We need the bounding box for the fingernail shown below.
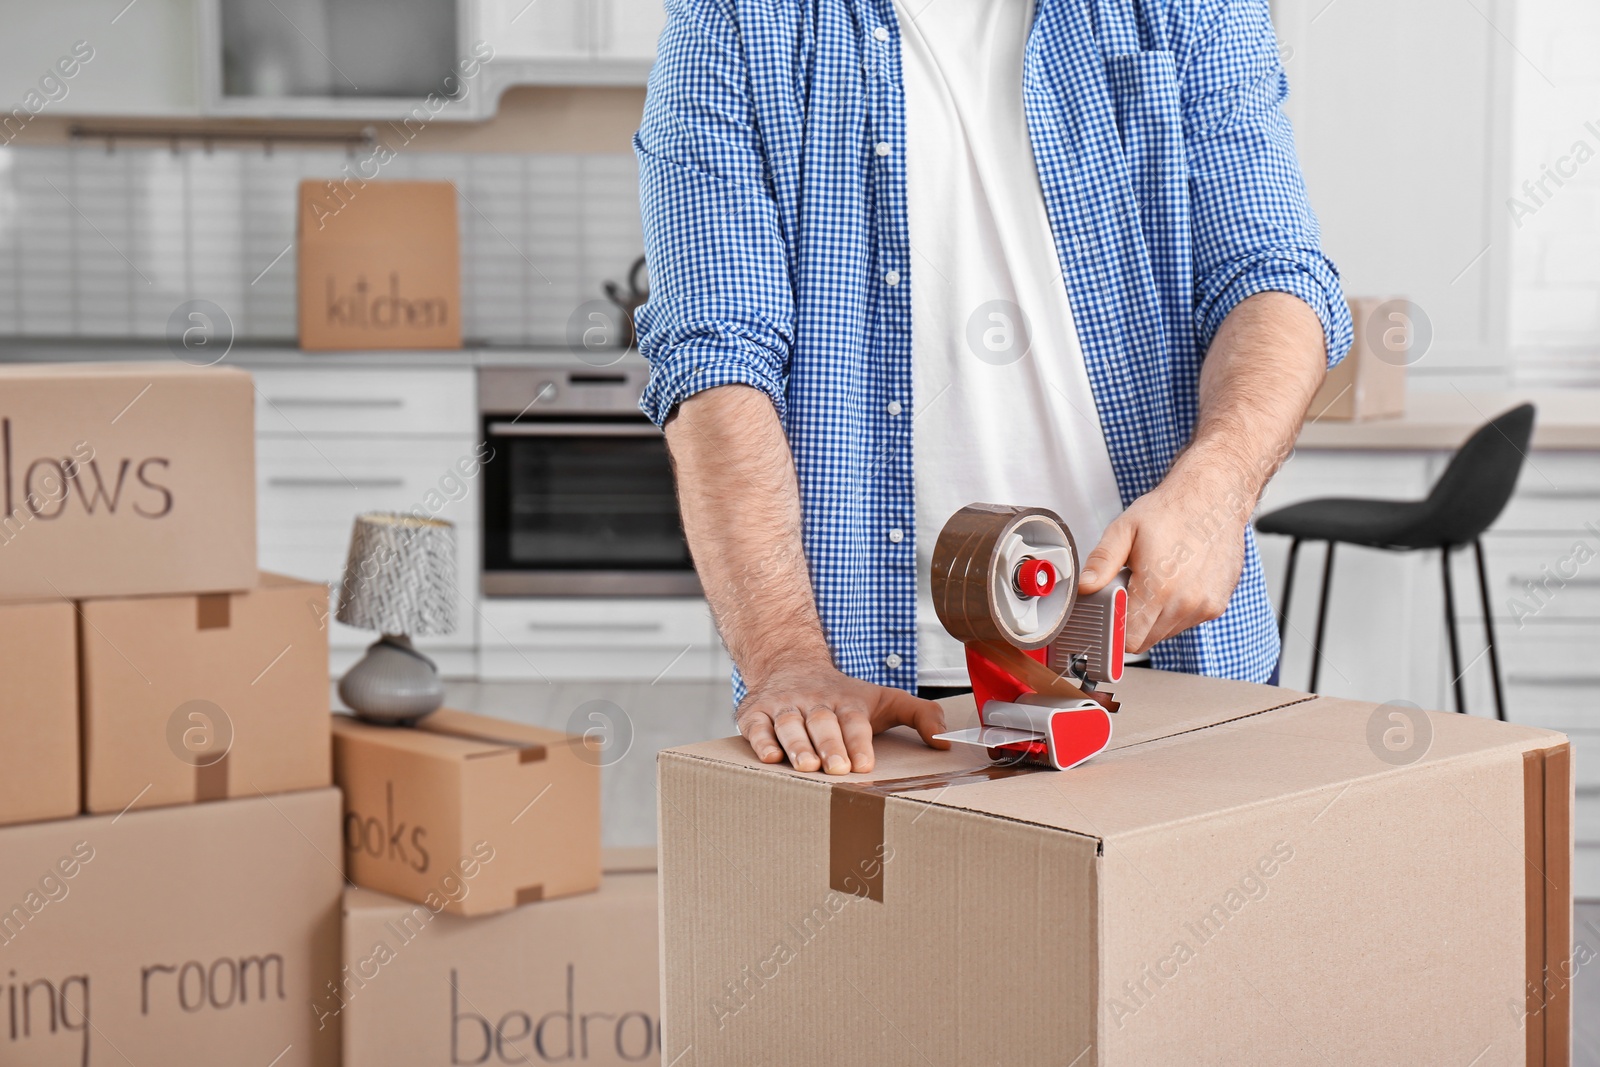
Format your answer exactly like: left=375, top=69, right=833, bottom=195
left=826, top=755, right=850, bottom=775
left=1081, top=568, right=1099, bottom=584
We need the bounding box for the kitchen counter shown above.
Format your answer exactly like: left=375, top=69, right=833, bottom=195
left=0, top=338, right=640, bottom=371
left=1296, top=388, right=1600, bottom=451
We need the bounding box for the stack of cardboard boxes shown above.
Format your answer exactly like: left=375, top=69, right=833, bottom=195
left=0, top=362, right=341, bottom=1066
left=0, top=362, right=662, bottom=1066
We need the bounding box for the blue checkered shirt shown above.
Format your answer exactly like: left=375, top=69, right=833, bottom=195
left=634, top=0, right=1353, bottom=695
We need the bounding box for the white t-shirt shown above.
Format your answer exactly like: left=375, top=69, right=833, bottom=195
left=894, top=0, right=1127, bottom=686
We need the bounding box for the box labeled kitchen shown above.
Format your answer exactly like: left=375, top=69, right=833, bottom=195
left=332, top=709, right=601, bottom=917
left=0, top=787, right=341, bottom=1067
left=0, top=598, right=78, bottom=825
left=1309, top=295, right=1410, bottom=421
left=659, top=669, right=1574, bottom=1066
left=0, top=361, right=256, bottom=601
left=80, top=572, right=332, bottom=814
left=339, top=849, right=658, bottom=1066
left=297, top=179, right=462, bottom=351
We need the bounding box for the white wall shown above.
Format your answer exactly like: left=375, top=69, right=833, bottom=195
left=1507, top=0, right=1600, bottom=385
left=1272, top=0, right=1515, bottom=385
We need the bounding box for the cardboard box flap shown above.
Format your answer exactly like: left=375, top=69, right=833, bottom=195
left=332, top=709, right=573, bottom=763
left=933, top=667, right=1315, bottom=751
left=660, top=684, right=1567, bottom=846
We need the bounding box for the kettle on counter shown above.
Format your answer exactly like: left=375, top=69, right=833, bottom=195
left=603, top=255, right=649, bottom=352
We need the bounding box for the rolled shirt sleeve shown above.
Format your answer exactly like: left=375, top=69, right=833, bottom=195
left=633, top=0, right=796, bottom=426
left=1181, top=0, right=1354, bottom=369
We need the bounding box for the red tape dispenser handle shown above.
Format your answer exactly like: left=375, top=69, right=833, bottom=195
left=929, top=504, right=1116, bottom=771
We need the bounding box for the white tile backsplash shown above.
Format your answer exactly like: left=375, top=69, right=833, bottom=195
left=0, top=143, right=643, bottom=345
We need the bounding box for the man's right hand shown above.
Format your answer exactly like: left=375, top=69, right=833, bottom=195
left=735, top=662, right=949, bottom=775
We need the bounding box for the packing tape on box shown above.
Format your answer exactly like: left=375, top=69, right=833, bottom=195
left=194, top=592, right=233, bottom=802
left=1522, top=743, right=1572, bottom=1065
left=930, top=503, right=1079, bottom=651
left=415, top=716, right=549, bottom=763
left=829, top=764, right=1046, bottom=903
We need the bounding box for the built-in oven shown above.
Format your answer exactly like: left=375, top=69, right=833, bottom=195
left=478, top=358, right=698, bottom=596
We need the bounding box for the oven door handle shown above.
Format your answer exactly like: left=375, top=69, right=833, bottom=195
left=487, top=421, right=662, bottom=437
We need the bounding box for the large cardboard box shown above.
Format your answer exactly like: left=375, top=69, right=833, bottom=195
left=660, top=669, right=1574, bottom=1066
left=297, top=179, right=462, bottom=350
left=0, top=362, right=256, bottom=601
left=339, top=849, right=659, bottom=1066
left=1309, top=295, right=1410, bottom=421
left=0, top=598, right=78, bottom=825
left=80, top=572, right=332, bottom=814
left=0, top=788, right=341, bottom=1066
left=332, top=709, right=601, bottom=917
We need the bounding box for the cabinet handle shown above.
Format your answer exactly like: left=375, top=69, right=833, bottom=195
left=1516, top=488, right=1600, bottom=501
left=1507, top=576, right=1600, bottom=589
left=525, top=621, right=664, bottom=633
left=265, top=397, right=406, bottom=409
left=1508, top=674, right=1600, bottom=687
left=268, top=477, right=406, bottom=489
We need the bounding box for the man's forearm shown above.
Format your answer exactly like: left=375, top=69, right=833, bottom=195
left=663, top=384, right=831, bottom=683
left=1170, top=291, right=1328, bottom=508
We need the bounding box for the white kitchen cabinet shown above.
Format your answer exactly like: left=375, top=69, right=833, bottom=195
left=474, top=0, right=661, bottom=84
left=0, top=0, right=202, bottom=118
left=478, top=597, right=730, bottom=682
left=248, top=364, right=481, bottom=678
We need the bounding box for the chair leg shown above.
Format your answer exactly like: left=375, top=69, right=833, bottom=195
left=1474, top=539, right=1507, bottom=721
left=1278, top=537, right=1301, bottom=641
left=1441, top=546, right=1466, bottom=714
left=1309, top=542, right=1335, bottom=693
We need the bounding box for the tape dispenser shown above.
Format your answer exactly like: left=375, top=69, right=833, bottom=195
left=929, top=503, right=1126, bottom=771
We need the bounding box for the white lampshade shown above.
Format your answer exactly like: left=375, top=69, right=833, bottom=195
left=335, top=512, right=458, bottom=637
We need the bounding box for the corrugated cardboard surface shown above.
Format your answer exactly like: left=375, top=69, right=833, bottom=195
left=659, top=672, right=1572, bottom=1066
left=80, top=572, right=332, bottom=814
left=0, top=598, right=77, bottom=825
left=0, top=788, right=341, bottom=1066
left=332, top=708, right=601, bottom=916
left=0, top=361, right=256, bottom=601
left=340, top=851, right=659, bottom=1066
left=297, top=179, right=461, bottom=350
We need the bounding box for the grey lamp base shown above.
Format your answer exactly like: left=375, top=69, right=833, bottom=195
left=338, top=634, right=444, bottom=726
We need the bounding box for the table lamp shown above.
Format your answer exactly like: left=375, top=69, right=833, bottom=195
left=335, top=512, right=458, bottom=725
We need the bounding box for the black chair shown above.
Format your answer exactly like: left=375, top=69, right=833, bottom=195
left=1255, top=403, right=1536, bottom=720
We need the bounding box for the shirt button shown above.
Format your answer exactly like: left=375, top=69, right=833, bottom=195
left=888, top=528, right=904, bottom=543
left=875, top=141, right=891, bottom=157
left=884, top=269, right=901, bottom=287
left=884, top=653, right=903, bottom=670
left=887, top=400, right=903, bottom=416
left=873, top=26, right=890, bottom=41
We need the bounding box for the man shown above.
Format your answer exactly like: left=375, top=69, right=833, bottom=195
left=633, top=0, right=1352, bottom=775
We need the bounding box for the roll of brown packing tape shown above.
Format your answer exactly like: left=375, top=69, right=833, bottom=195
left=931, top=503, right=1079, bottom=650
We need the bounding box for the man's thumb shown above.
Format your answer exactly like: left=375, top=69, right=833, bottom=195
left=1080, top=518, right=1133, bottom=593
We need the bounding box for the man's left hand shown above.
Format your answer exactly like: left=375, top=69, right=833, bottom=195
left=1077, top=467, right=1251, bottom=654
